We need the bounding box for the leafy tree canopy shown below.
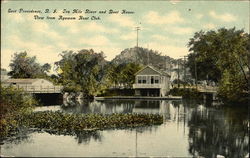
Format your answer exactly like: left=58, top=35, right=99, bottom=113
left=54, top=49, right=107, bottom=97
left=187, top=27, right=249, bottom=104
left=8, top=51, right=51, bottom=78
left=106, top=62, right=142, bottom=89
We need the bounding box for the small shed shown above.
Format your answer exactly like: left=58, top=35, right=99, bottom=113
left=2, top=78, right=54, bottom=89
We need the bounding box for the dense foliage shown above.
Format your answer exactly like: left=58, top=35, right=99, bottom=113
left=8, top=52, right=51, bottom=78
left=54, top=49, right=142, bottom=97
left=187, top=28, right=249, bottom=104
left=0, top=85, right=37, bottom=137
left=106, top=62, right=142, bottom=89
left=54, top=49, right=107, bottom=97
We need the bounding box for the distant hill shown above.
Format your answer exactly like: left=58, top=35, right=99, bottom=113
left=111, top=47, right=174, bottom=70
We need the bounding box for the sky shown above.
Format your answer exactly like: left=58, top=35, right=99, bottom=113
left=1, top=0, right=249, bottom=73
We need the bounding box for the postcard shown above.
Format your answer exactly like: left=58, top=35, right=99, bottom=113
left=1, top=0, right=249, bottom=157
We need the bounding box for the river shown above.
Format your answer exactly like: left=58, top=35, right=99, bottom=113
left=1, top=99, right=249, bottom=157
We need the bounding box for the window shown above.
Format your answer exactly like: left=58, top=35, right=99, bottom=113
left=138, top=76, right=147, bottom=84
left=137, top=76, right=142, bottom=84
left=155, top=76, right=159, bottom=84
left=142, top=76, right=147, bottom=84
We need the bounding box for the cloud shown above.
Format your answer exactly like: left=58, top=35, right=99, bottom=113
left=82, top=22, right=120, bottom=33
left=209, top=11, right=236, bottom=22
left=94, top=47, right=122, bottom=61
left=30, top=20, right=64, bottom=41
left=144, top=11, right=184, bottom=25
left=10, top=14, right=25, bottom=22
left=7, top=12, right=41, bottom=23
left=148, top=42, right=189, bottom=59
left=151, top=34, right=169, bottom=41
left=79, top=35, right=110, bottom=46
left=108, top=14, right=136, bottom=27
left=195, top=14, right=203, bottom=19
left=59, top=20, right=80, bottom=33
left=31, top=20, right=49, bottom=30
left=5, top=35, right=62, bottom=71
left=167, top=27, right=195, bottom=35
left=204, top=23, right=216, bottom=29
left=150, top=34, right=182, bottom=45
left=59, top=20, right=119, bottom=34
left=120, top=32, right=136, bottom=40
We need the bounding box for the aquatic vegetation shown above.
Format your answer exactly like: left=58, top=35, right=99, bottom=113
left=0, top=85, right=37, bottom=138
left=20, top=111, right=163, bottom=135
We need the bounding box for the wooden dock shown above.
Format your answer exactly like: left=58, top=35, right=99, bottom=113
left=94, top=96, right=182, bottom=101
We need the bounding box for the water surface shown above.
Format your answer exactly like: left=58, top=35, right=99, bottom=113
left=1, top=99, right=248, bottom=157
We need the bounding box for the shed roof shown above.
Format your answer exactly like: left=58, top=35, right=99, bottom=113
left=3, top=78, right=43, bottom=84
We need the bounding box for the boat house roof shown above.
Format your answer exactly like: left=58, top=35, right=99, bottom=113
left=135, top=65, right=170, bottom=77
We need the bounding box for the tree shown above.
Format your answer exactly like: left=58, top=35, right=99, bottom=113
left=186, top=52, right=221, bottom=82
left=54, top=49, right=107, bottom=97
left=187, top=28, right=249, bottom=104
left=120, top=63, right=142, bottom=88
left=106, top=62, right=142, bottom=88
left=8, top=51, right=51, bottom=78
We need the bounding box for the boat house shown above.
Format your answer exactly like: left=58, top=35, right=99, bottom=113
left=133, top=65, right=171, bottom=97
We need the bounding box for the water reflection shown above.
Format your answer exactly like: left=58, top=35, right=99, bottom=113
left=187, top=106, right=249, bottom=158
left=1, top=129, right=33, bottom=146
left=74, top=131, right=102, bottom=144
left=61, top=98, right=183, bottom=117
left=61, top=99, right=249, bottom=157
left=2, top=99, right=249, bottom=157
